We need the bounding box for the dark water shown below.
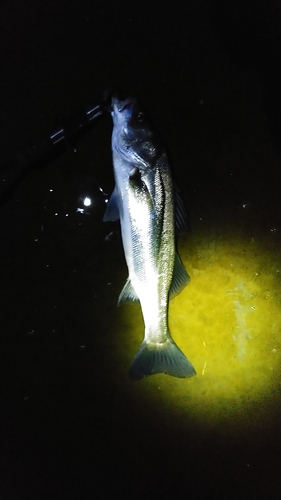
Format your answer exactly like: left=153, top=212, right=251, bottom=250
left=0, top=1, right=280, bottom=499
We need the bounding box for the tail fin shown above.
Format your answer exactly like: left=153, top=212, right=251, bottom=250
left=129, top=339, right=196, bottom=380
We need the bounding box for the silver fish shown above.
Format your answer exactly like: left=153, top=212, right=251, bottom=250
left=103, top=95, right=196, bottom=380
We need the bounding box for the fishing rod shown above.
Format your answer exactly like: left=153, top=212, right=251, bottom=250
left=0, top=91, right=112, bottom=207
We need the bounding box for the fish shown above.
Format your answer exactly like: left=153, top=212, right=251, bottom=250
left=103, top=94, right=196, bottom=380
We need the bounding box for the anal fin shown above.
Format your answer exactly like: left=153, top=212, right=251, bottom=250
left=117, top=278, right=139, bottom=306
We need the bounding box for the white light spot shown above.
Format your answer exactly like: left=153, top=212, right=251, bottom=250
left=83, top=196, right=92, bottom=207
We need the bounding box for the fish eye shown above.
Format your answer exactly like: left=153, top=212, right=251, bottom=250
left=137, top=111, right=145, bottom=122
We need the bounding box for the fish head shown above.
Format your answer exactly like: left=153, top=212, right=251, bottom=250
left=110, top=95, right=163, bottom=170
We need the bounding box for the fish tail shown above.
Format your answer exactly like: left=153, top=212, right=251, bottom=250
left=129, top=339, right=196, bottom=380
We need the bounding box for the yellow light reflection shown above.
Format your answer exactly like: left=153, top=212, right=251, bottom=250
left=114, top=228, right=280, bottom=436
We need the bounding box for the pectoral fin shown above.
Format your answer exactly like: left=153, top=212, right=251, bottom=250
left=128, top=168, right=154, bottom=210
left=129, top=167, right=143, bottom=189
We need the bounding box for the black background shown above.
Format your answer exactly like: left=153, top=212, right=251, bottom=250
left=0, top=1, right=280, bottom=499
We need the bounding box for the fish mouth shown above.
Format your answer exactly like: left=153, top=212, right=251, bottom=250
left=116, top=97, right=137, bottom=112
left=102, top=89, right=137, bottom=114
left=102, top=88, right=119, bottom=112
left=110, top=94, right=136, bottom=114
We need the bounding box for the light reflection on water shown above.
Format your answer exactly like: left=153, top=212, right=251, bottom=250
left=5, top=148, right=279, bottom=451
left=110, top=223, right=280, bottom=438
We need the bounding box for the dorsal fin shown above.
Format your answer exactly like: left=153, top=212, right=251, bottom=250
left=169, top=253, right=190, bottom=299
left=174, top=183, right=190, bottom=232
